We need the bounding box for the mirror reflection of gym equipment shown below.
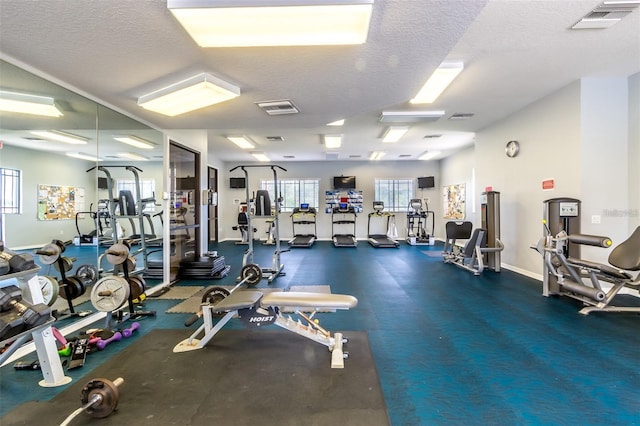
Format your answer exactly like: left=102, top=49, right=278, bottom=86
left=406, top=199, right=434, bottom=245
left=533, top=198, right=640, bottom=315
left=442, top=191, right=504, bottom=275
left=289, top=203, right=317, bottom=248
left=367, top=201, right=399, bottom=248
left=230, top=165, right=288, bottom=283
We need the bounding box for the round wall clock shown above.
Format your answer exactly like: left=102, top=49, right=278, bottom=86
left=505, top=140, right=520, bottom=158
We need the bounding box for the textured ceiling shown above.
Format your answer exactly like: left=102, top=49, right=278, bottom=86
left=0, top=0, right=638, bottom=163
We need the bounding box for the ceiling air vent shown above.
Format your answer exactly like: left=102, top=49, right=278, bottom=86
left=571, top=1, right=640, bottom=29
left=256, top=99, right=299, bottom=116
left=449, top=113, right=475, bottom=120
left=349, top=154, right=362, bottom=158
left=325, top=152, right=339, bottom=160
left=283, top=155, right=295, bottom=159
left=399, top=154, right=412, bottom=158
left=266, top=136, right=285, bottom=142
left=423, top=134, right=442, bottom=139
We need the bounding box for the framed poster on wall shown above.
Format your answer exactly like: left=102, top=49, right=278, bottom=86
left=443, top=183, right=466, bottom=219
left=37, top=184, right=85, bottom=220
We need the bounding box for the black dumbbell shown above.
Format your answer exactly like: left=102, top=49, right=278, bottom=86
left=0, top=241, right=36, bottom=273
left=0, top=285, right=51, bottom=334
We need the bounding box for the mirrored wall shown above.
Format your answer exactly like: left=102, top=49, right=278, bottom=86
left=0, top=58, right=165, bottom=314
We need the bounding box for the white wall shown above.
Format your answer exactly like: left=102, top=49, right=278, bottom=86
left=217, top=160, right=440, bottom=241
left=442, top=76, right=635, bottom=277
left=628, top=72, right=640, bottom=232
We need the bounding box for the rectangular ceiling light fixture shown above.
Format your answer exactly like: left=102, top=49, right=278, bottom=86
left=138, top=73, right=240, bottom=116
left=227, top=135, right=255, bottom=149
left=0, top=90, right=63, bottom=117
left=167, top=0, right=374, bottom=47
left=418, top=151, right=441, bottom=161
left=31, top=130, right=88, bottom=145
left=326, top=119, right=345, bottom=126
left=379, top=110, right=445, bottom=123
left=251, top=151, right=270, bottom=162
left=369, top=151, right=385, bottom=160
left=114, top=136, right=155, bottom=149
left=324, top=134, right=342, bottom=149
left=382, top=126, right=409, bottom=143
left=66, top=152, right=101, bottom=162
left=117, top=152, right=150, bottom=161
left=411, top=61, right=464, bottom=104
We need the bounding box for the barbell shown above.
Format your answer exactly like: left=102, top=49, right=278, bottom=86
left=59, top=377, right=124, bottom=426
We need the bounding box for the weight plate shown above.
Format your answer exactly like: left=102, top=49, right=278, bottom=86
left=60, top=276, right=84, bottom=300
left=241, top=263, right=262, bottom=287
left=114, top=257, right=136, bottom=274
left=54, top=257, right=75, bottom=273
left=37, top=243, right=61, bottom=265
left=106, top=243, right=130, bottom=265
left=82, top=378, right=120, bottom=418
left=128, top=275, right=145, bottom=300
left=76, top=264, right=99, bottom=286
left=38, top=275, right=59, bottom=306
left=91, top=276, right=130, bottom=312
left=202, top=286, right=230, bottom=305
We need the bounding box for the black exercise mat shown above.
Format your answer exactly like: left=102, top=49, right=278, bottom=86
left=2, top=329, right=389, bottom=426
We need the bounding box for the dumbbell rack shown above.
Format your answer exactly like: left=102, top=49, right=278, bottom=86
left=0, top=267, right=72, bottom=387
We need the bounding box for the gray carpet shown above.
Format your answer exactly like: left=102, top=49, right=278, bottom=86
left=2, top=329, right=388, bottom=426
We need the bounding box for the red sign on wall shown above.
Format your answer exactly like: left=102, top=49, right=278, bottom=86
left=542, top=179, right=555, bottom=190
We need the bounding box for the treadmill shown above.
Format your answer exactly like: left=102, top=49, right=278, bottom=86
left=368, top=201, right=399, bottom=248
left=288, top=203, right=317, bottom=248
left=332, top=203, right=357, bottom=247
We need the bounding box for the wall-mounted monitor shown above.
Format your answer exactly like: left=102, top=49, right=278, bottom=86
left=176, top=177, right=197, bottom=190
left=230, top=177, right=246, bottom=189
left=97, top=177, right=110, bottom=190
left=333, top=176, right=356, bottom=189
left=418, top=176, right=435, bottom=189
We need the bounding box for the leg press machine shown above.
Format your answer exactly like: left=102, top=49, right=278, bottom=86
left=173, top=290, right=358, bottom=368
left=533, top=226, right=640, bottom=315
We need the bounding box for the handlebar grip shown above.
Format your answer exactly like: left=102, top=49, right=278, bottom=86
left=184, top=312, right=201, bottom=327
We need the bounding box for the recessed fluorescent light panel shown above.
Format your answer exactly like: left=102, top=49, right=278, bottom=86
left=411, top=62, right=464, bottom=104
left=167, top=0, right=374, bottom=47
left=379, top=110, right=445, bottom=123
left=369, top=151, right=385, bottom=160
left=31, top=130, right=88, bottom=145
left=114, top=136, right=155, bottom=149
left=66, top=152, right=100, bottom=161
left=227, top=135, right=255, bottom=149
left=324, top=135, right=342, bottom=149
left=0, top=90, right=63, bottom=117
left=418, top=151, right=441, bottom=161
left=327, top=119, right=345, bottom=126
left=117, top=152, right=150, bottom=161
left=382, top=126, right=409, bottom=143
left=138, top=73, right=240, bottom=116
left=251, top=152, right=270, bottom=162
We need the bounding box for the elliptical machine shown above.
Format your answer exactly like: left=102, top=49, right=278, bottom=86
left=229, top=165, right=288, bottom=283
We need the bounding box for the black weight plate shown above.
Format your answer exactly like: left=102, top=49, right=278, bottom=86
left=128, top=275, right=145, bottom=300
left=201, top=286, right=230, bottom=313
left=241, top=263, right=262, bottom=286
left=76, top=264, right=98, bottom=286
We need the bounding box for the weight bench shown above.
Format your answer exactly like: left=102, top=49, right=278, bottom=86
left=533, top=226, right=640, bottom=315
left=442, top=221, right=504, bottom=275
left=173, top=290, right=358, bottom=368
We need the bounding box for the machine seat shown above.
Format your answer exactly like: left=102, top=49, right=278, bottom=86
left=261, top=292, right=358, bottom=310
left=210, top=290, right=263, bottom=313
left=608, top=226, right=640, bottom=271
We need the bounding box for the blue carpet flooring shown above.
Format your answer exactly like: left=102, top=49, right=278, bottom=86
left=1, top=240, right=639, bottom=425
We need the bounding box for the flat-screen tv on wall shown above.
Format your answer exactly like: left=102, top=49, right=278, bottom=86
left=333, top=176, right=356, bottom=189
left=418, top=176, right=435, bottom=189
left=230, top=177, right=246, bottom=189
